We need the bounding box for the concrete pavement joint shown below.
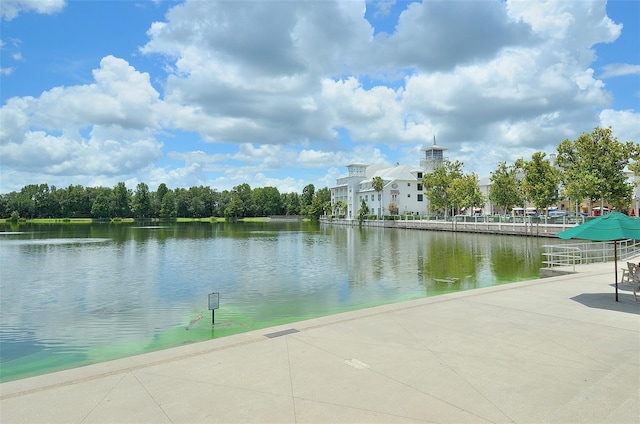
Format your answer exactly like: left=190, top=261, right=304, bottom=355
left=79, top=372, right=128, bottom=424
left=284, top=337, right=298, bottom=423
left=293, top=323, right=500, bottom=423
left=388, top=312, right=516, bottom=423
left=132, top=372, right=174, bottom=424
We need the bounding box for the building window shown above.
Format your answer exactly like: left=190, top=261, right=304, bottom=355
left=417, top=194, right=423, bottom=202
left=417, top=183, right=423, bottom=191
left=407, top=194, right=411, bottom=198
left=417, top=172, right=423, bottom=179
left=407, top=183, right=411, bottom=187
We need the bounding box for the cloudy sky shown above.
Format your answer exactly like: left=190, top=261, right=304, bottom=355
left=1, top=0, right=638, bottom=194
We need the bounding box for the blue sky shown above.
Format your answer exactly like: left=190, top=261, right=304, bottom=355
left=1, top=0, right=638, bottom=194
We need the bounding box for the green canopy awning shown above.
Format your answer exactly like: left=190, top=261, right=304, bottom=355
left=557, top=212, right=640, bottom=242
left=556, top=212, right=640, bottom=301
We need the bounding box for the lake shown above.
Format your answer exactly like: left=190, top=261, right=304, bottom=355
left=0, top=221, right=562, bottom=382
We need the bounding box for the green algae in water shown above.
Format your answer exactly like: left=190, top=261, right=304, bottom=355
left=1, top=351, right=88, bottom=382
left=1, top=222, right=552, bottom=383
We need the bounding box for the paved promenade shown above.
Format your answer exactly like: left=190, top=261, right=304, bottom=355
left=2, top=261, right=639, bottom=423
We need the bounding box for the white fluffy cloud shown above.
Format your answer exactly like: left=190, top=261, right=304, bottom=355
left=141, top=1, right=629, bottom=160
left=0, top=56, right=163, bottom=180
left=599, top=109, right=640, bottom=143
left=0, top=0, right=637, bottom=194
left=1, top=0, right=66, bottom=21
left=601, top=63, right=640, bottom=78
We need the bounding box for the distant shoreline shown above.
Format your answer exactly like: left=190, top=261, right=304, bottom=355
left=0, top=216, right=296, bottom=225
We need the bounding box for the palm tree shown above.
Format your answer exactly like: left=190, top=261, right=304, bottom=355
left=334, top=200, right=347, bottom=218
left=371, top=176, right=384, bottom=219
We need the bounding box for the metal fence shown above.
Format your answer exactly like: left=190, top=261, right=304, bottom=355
left=542, top=239, right=640, bottom=271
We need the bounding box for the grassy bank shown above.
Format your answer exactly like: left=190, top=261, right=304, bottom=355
left=1, top=217, right=273, bottom=224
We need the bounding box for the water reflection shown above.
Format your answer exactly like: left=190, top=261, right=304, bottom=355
left=0, top=222, right=562, bottom=381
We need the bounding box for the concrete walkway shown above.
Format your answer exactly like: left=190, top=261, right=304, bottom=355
left=2, top=261, right=639, bottom=423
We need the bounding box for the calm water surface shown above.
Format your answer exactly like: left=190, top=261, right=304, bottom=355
left=0, top=221, right=562, bottom=381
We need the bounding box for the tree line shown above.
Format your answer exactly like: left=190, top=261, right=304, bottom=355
left=421, top=127, right=639, bottom=217
left=3, top=126, right=638, bottom=222
left=1, top=181, right=331, bottom=221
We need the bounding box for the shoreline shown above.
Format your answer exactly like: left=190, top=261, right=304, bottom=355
left=2, top=260, right=638, bottom=423
left=1, top=275, right=540, bottom=384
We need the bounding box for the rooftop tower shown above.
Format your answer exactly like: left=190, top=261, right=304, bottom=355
left=420, top=136, right=447, bottom=172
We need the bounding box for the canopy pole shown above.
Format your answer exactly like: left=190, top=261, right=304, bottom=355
left=614, top=240, right=619, bottom=302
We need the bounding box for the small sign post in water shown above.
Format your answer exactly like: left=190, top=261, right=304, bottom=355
left=208, top=292, right=219, bottom=325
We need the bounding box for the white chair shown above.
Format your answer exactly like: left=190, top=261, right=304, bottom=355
left=620, top=262, right=636, bottom=284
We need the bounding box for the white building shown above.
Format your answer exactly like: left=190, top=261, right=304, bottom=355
left=330, top=141, right=640, bottom=219
left=330, top=142, right=447, bottom=219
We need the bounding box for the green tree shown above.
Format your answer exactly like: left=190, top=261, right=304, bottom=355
left=629, top=160, right=640, bottom=176
left=189, top=196, right=206, bottom=217
left=281, top=192, right=301, bottom=215
left=0, top=195, right=8, bottom=218
left=252, top=186, right=282, bottom=216
left=156, top=183, right=169, bottom=206
left=234, top=183, right=254, bottom=217
left=173, top=188, right=191, bottom=217
left=110, top=182, right=131, bottom=218
left=58, top=185, right=91, bottom=218
left=187, top=186, right=214, bottom=217
left=9, top=183, right=60, bottom=219
left=132, top=183, right=151, bottom=218
left=150, top=183, right=170, bottom=218
left=306, top=187, right=330, bottom=220
left=333, top=200, right=347, bottom=218
left=29, top=184, right=60, bottom=218
left=223, top=184, right=252, bottom=219
left=448, top=173, right=485, bottom=215
left=159, top=190, right=176, bottom=218
left=357, top=197, right=368, bottom=223
left=556, top=126, right=638, bottom=213
left=224, top=196, right=245, bottom=219
left=371, top=176, right=384, bottom=219
left=489, top=162, right=523, bottom=214
left=300, top=184, right=315, bottom=217
left=214, top=190, right=232, bottom=217
left=200, top=186, right=218, bottom=216
left=91, top=187, right=112, bottom=218
left=518, top=152, right=561, bottom=214
left=12, top=185, right=38, bottom=218
left=423, top=160, right=464, bottom=217
left=62, top=187, right=77, bottom=218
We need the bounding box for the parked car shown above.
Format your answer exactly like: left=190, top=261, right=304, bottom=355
left=548, top=210, right=570, bottom=218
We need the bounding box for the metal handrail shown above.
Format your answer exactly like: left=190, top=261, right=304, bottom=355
left=542, top=239, right=640, bottom=269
